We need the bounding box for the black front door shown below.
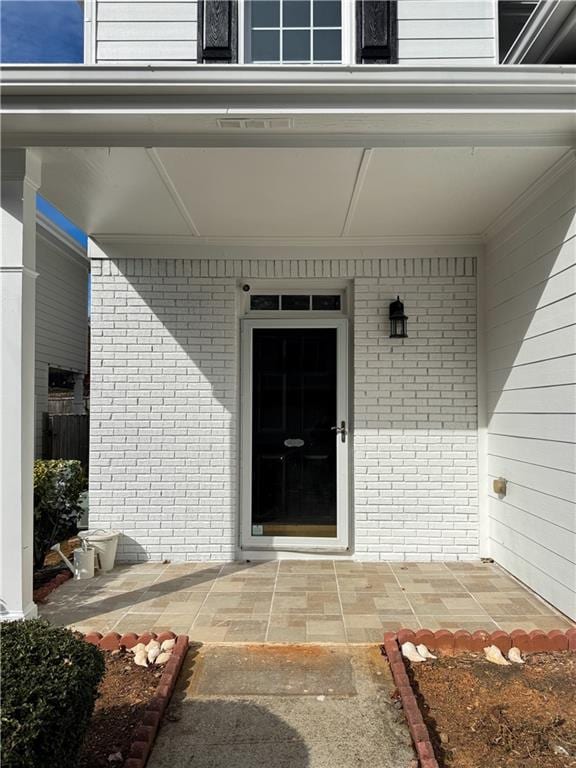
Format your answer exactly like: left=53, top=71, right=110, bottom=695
left=252, top=328, right=337, bottom=538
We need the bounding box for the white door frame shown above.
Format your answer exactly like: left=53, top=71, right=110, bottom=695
left=240, top=317, right=349, bottom=552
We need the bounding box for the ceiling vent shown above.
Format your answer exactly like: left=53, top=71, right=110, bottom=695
left=217, top=118, right=294, bottom=130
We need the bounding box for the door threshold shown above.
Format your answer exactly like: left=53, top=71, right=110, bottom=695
left=240, top=546, right=351, bottom=560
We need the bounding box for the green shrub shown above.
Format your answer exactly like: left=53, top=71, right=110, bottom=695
left=0, top=619, right=105, bottom=768
left=33, top=459, right=87, bottom=569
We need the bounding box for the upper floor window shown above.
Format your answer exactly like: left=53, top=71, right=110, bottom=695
left=244, top=0, right=342, bottom=63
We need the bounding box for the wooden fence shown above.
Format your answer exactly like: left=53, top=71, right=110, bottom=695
left=42, top=413, right=89, bottom=468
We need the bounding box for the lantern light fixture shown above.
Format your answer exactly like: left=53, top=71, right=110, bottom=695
left=389, top=296, right=408, bottom=338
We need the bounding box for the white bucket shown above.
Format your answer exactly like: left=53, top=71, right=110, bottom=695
left=74, top=547, right=95, bottom=580
left=79, top=530, right=120, bottom=571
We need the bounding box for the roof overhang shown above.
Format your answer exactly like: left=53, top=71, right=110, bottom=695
left=1, top=65, right=575, bottom=148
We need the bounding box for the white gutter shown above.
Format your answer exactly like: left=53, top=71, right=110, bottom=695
left=502, top=0, right=576, bottom=63
left=1, top=64, right=575, bottom=96
left=2, top=65, right=573, bottom=148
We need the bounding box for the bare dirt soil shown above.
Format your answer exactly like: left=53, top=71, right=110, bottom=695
left=410, top=651, right=576, bottom=768
left=78, top=649, right=162, bottom=768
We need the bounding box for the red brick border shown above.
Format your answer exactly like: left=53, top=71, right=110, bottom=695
left=33, top=570, right=72, bottom=603
left=382, top=628, right=575, bottom=768
left=83, top=631, right=189, bottom=768
left=383, top=633, right=439, bottom=768
left=393, top=627, right=576, bottom=655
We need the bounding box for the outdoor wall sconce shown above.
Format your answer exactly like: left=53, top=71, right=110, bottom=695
left=493, top=478, right=507, bottom=498
left=389, top=296, right=408, bottom=338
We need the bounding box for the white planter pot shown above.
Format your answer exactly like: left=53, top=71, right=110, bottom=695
left=78, top=530, right=120, bottom=571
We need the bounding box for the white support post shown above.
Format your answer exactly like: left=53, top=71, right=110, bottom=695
left=0, top=149, right=41, bottom=620
left=476, top=249, right=490, bottom=559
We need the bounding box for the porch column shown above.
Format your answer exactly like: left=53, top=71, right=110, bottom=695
left=0, top=149, right=41, bottom=620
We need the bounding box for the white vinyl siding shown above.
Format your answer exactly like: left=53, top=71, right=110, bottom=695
left=397, top=0, right=496, bottom=65
left=35, top=226, right=89, bottom=456
left=92, top=0, right=496, bottom=65
left=95, top=2, right=198, bottom=63
left=98, top=23, right=197, bottom=41
left=97, top=3, right=197, bottom=21
left=485, top=158, right=576, bottom=621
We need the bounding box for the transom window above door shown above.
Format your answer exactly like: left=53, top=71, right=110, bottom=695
left=244, top=0, right=343, bottom=63
left=250, top=293, right=342, bottom=311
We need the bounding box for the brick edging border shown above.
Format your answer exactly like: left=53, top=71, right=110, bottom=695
left=382, top=628, right=576, bottom=768
left=382, top=633, right=438, bottom=768
left=84, top=631, right=189, bottom=768
left=33, top=570, right=72, bottom=603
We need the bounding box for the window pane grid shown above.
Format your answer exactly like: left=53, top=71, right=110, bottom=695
left=249, top=0, right=341, bottom=63
left=249, top=294, right=343, bottom=311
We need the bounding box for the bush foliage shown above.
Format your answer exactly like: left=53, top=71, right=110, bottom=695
left=33, top=459, right=87, bottom=569
left=1, top=619, right=105, bottom=768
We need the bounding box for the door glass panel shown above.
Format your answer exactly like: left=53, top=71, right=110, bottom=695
left=252, top=328, right=337, bottom=538
left=281, top=294, right=310, bottom=310
left=250, top=294, right=280, bottom=310
left=312, top=294, right=341, bottom=311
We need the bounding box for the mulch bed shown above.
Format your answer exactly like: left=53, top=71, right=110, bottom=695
left=409, top=651, right=576, bottom=768
left=78, top=649, right=163, bottom=768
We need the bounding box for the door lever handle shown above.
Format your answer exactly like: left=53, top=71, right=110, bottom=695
left=331, top=421, right=347, bottom=443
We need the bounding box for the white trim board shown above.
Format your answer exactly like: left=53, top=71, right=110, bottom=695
left=36, top=213, right=88, bottom=264
left=483, top=149, right=576, bottom=242
left=6, top=133, right=574, bottom=149
left=91, top=234, right=484, bottom=249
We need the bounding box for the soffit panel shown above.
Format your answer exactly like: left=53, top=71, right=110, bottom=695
left=38, top=147, right=191, bottom=235
left=348, top=146, right=568, bottom=235
left=155, top=147, right=364, bottom=236
left=36, top=145, right=569, bottom=239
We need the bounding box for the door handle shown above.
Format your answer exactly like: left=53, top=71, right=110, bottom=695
left=331, top=421, right=347, bottom=443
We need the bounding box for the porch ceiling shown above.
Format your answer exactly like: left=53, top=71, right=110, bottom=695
left=4, top=65, right=574, bottom=242
left=35, top=144, right=568, bottom=240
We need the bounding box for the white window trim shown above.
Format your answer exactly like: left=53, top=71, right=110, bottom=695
left=241, top=288, right=348, bottom=317
left=238, top=0, right=352, bottom=65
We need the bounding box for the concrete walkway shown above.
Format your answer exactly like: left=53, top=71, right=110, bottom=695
left=147, top=644, right=415, bottom=768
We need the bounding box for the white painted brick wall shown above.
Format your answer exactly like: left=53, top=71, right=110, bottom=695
left=90, top=255, right=477, bottom=562
left=354, top=272, right=478, bottom=561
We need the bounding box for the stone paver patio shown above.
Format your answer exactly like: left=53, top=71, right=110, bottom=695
left=39, top=560, right=573, bottom=643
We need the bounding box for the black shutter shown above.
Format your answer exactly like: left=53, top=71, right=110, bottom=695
left=356, top=1, right=398, bottom=64
left=198, top=1, right=238, bottom=63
